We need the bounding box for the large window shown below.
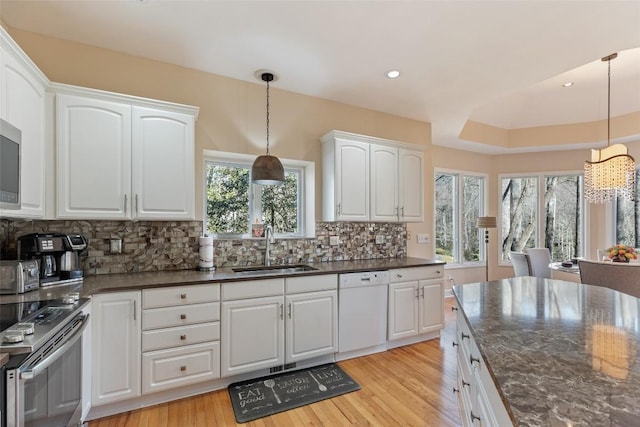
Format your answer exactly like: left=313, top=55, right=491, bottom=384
left=435, top=171, right=486, bottom=264
left=204, top=151, right=314, bottom=238
left=501, top=173, right=584, bottom=262
left=615, top=169, right=640, bottom=247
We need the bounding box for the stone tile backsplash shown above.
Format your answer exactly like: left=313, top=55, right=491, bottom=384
left=0, top=219, right=406, bottom=275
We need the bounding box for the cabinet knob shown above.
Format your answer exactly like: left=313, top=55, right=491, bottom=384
left=471, top=411, right=481, bottom=422
left=453, top=387, right=460, bottom=394
left=180, top=314, right=187, bottom=320
left=461, top=332, right=470, bottom=341
left=180, top=366, right=187, bottom=372
left=180, top=334, right=187, bottom=340
left=452, top=341, right=459, bottom=348
left=180, top=293, right=187, bottom=299
left=451, top=306, right=459, bottom=312
left=462, top=380, right=470, bottom=389
left=470, top=355, right=480, bottom=366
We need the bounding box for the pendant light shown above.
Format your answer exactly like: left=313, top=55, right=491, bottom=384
left=584, top=53, right=635, bottom=203
left=251, top=72, right=285, bottom=185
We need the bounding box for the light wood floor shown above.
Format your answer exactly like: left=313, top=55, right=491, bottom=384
left=89, top=298, right=460, bottom=426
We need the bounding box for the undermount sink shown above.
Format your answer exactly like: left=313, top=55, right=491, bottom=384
left=232, top=264, right=318, bottom=274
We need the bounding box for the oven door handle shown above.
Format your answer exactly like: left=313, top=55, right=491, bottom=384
left=20, top=313, right=90, bottom=380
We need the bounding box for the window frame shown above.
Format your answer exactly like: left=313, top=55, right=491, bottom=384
left=498, top=170, right=588, bottom=265
left=203, top=150, right=315, bottom=239
left=434, top=168, right=488, bottom=267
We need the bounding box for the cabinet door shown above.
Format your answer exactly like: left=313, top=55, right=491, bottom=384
left=132, top=107, right=194, bottom=219
left=388, top=281, right=419, bottom=340
left=335, top=140, right=369, bottom=221
left=285, top=290, right=337, bottom=363
left=56, top=94, right=132, bottom=219
left=418, top=279, right=444, bottom=334
left=221, top=296, right=284, bottom=377
left=370, top=144, right=398, bottom=222
left=398, top=149, right=423, bottom=222
left=92, top=291, right=141, bottom=406
left=0, top=46, right=47, bottom=218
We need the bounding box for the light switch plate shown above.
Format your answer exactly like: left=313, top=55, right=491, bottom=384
left=417, top=233, right=430, bottom=244
left=329, top=236, right=339, bottom=246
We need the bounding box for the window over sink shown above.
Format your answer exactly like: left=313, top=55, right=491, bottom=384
left=203, top=150, right=315, bottom=238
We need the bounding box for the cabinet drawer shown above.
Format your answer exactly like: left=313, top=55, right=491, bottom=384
left=142, top=321, right=220, bottom=352
left=142, top=302, right=220, bottom=330
left=143, top=283, right=220, bottom=309
left=221, top=278, right=284, bottom=300
left=142, top=341, right=220, bottom=394
left=286, top=274, right=338, bottom=293
left=390, top=266, right=444, bottom=283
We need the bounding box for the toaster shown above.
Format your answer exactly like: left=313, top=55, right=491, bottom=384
left=0, top=259, right=40, bottom=294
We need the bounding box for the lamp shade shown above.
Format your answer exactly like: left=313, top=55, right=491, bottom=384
left=477, top=216, right=497, bottom=229
left=584, top=144, right=635, bottom=203
left=251, top=154, right=285, bottom=185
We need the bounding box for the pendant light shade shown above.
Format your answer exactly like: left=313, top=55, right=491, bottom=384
left=252, top=72, right=284, bottom=185
left=584, top=53, right=635, bottom=204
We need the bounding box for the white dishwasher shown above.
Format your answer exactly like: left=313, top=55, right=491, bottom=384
left=337, top=270, right=390, bottom=361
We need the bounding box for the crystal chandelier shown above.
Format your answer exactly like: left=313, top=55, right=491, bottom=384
left=584, top=53, right=635, bottom=204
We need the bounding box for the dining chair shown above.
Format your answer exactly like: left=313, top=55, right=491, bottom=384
left=509, top=251, right=532, bottom=277
left=578, top=259, right=640, bottom=298
left=525, top=248, right=552, bottom=279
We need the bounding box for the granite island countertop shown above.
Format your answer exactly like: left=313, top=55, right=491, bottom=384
left=0, top=257, right=444, bottom=304
left=453, top=277, right=640, bottom=427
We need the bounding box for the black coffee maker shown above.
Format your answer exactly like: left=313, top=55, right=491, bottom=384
left=17, top=233, right=87, bottom=284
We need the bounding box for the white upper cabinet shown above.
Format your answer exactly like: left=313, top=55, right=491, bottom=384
left=54, top=84, right=198, bottom=220
left=132, top=106, right=194, bottom=219
left=322, top=130, right=424, bottom=223
left=56, top=94, right=132, bottom=219
left=0, top=27, right=49, bottom=218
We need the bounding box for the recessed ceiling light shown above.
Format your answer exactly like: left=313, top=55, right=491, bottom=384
left=386, top=70, right=400, bottom=79
left=562, top=82, right=574, bottom=87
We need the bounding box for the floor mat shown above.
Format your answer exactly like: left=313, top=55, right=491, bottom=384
left=228, top=363, right=361, bottom=423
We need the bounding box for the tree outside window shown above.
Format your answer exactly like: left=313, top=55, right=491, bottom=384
left=205, top=160, right=302, bottom=237
left=435, top=171, right=485, bottom=264
left=615, top=169, right=640, bottom=247
left=501, top=174, right=583, bottom=262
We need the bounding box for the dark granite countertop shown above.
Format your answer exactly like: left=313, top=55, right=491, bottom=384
left=0, top=257, right=443, bottom=304
left=453, top=277, right=640, bottom=427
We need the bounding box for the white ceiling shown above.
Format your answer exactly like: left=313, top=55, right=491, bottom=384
left=1, top=0, right=639, bottom=152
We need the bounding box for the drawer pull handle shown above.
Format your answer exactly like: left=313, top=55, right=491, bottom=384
left=462, top=380, right=470, bottom=389
left=451, top=306, right=458, bottom=312
left=180, top=314, right=187, bottom=320
left=461, top=332, right=470, bottom=341
left=180, top=293, right=187, bottom=299
left=453, top=387, right=459, bottom=394
left=180, top=334, right=187, bottom=340
left=180, top=366, right=187, bottom=372
left=452, top=341, right=459, bottom=348
left=471, top=411, right=481, bottom=422
left=470, top=355, right=480, bottom=365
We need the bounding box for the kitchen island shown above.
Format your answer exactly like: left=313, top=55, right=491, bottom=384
left=453, top=277, right=640, bottom=426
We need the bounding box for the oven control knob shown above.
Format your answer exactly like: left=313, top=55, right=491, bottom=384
left=61, top=295, right=76, bottom=304
left=3, top=330, right=24, bottom=343
left=16, top=322, right=35, bottom=335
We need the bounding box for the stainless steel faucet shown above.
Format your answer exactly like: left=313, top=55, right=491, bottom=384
left=264, top=225, right=275, bottom=266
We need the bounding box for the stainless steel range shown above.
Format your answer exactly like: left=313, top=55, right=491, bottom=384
left=1, top=296, right=90, bottom=427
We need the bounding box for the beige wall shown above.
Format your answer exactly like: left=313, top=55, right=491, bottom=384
left=6, top=26, right=435, bottom=258
left=7, top=25, right=640, bottom=285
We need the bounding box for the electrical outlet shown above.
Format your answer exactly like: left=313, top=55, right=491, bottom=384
left=110, top=238, right=122, bottom=254
left=329, top=235, right=339, bottom=246
left=375, top=235, right=384, bottom=244
left=417, top=233, right=430, bottom=244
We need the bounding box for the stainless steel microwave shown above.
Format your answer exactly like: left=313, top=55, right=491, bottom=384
left=0, top=118, right=21, bottom=209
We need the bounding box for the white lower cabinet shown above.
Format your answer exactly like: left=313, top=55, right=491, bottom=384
left=221, top=275, right=338, bottom=377
left=141, top=283, right=220, bottom=394
left=388, top=267, right=444, bottom=342
left=455, top=307, right=512, bottom=426
left=91, top=291, right=141, bottom=406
